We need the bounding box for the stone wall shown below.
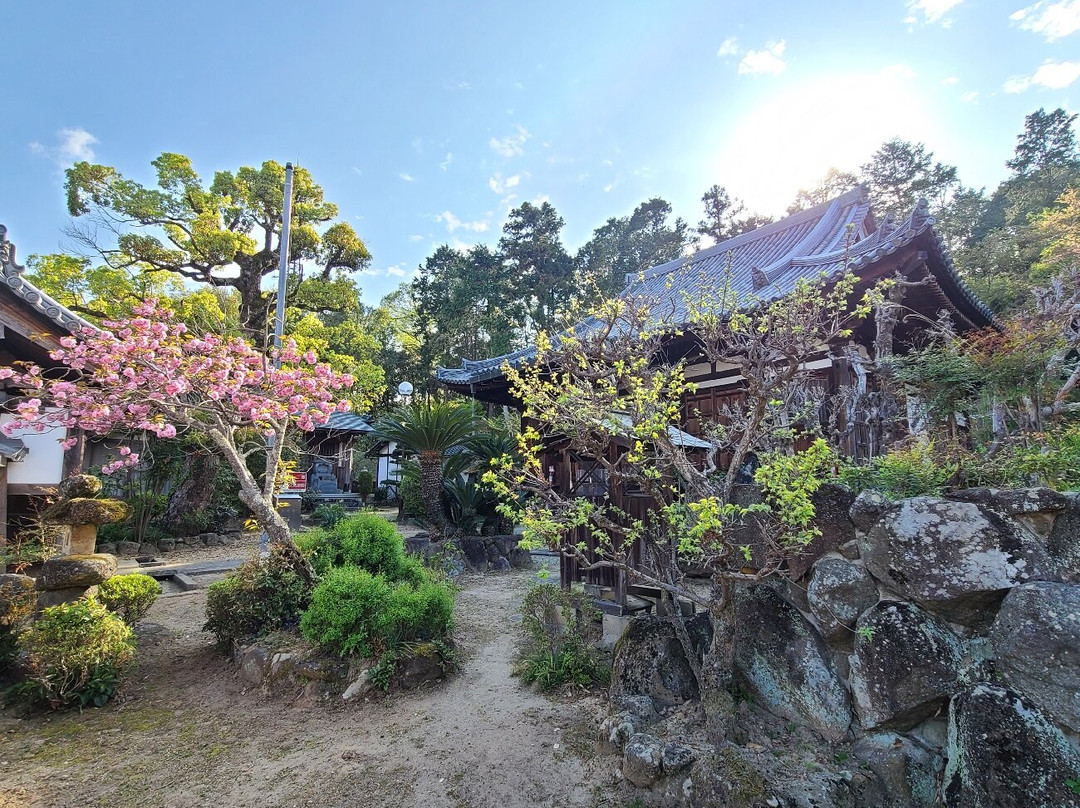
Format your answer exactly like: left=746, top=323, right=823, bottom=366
left=609, top=486, right=1080, bottom=808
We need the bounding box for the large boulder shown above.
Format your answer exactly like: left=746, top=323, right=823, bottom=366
left=861, top=496, right=1053, bottom=627
left=807, top=557, right=879, bottom=648
left=610, top=613, right=711, bottom=708
left=786, top=484, right=857, bottom=580
left=36, top=554, right=117, bottom=590
left=734, top=584, right=852, bottom=741
left=944, top=683, right=1080, bottom=808
left=849, top=600, right=963, bottom=731
left=989, top=581, right=1080, bottom=734
left=852, top=732, right=941, bottom=808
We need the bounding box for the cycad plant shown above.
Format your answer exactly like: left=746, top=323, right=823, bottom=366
left=373, top=400, right=477, bottom=533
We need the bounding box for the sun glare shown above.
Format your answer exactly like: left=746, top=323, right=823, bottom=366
left=713, top=68, right=940, bottom=215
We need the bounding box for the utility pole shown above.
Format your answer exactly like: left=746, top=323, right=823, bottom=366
left=262, top=162, right=295, bottom=555
left=273, top=162, right=295, bottom=361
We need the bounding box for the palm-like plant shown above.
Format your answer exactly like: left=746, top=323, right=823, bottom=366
left=373, top=400, right=477, bottom=533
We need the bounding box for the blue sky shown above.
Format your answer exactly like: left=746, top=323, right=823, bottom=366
left=3, top=0, right=1078, bottom=304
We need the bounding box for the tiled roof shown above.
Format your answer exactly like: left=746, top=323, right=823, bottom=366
left=315, top=411, right=375, bottom=433
left=0, top=225, right=93, bottom=335
left=436, top=188, right=995, bottom=387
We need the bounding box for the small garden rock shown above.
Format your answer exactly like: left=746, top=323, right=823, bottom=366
left=989, top=581, right=1080, bottom=734
left=237, top=645, right=269, bottom=686
left=36, top=585, right=98, bottom=609
left=117, top=540, right=141, bottom=555
left=342, top=669, right=374, bottom=702
left=807, top=557, right=879, bottom=647
left=661, top=742, right=695, bottom=775
left=622, top=732, right=664, bottom=787
left=852, top=732, right=941, bottom=808
left=849, top=488, right=892, bottom=532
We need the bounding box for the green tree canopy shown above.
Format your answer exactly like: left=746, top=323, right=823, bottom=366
left=859, top=138, right=958, bottom=216
left=576, top=197, right=691, bottom=298
left=65, top=154, right=372, bottom=339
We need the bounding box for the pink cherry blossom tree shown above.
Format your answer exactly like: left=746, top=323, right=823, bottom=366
left=0, top=300, right=355, bottom=570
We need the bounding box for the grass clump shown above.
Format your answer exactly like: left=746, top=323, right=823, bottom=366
left=516, top=584, right=607, bottom=690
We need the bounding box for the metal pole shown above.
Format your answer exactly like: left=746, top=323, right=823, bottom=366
left=262, top=162, right=294, bottom=556
left=273, top=162, right=294, bottom=362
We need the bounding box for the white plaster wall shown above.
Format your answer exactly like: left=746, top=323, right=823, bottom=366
left=0, top=413, right=67, bottom=485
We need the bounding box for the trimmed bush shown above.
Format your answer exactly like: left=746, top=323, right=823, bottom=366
left=297, top=513, right=416, bottom=581
left=13, top=598, right=136, bottom=709
left=300, top=565, right=455, bottom=658
left=97, top=573, right=162, bottom=624
left=203, top=545, right=309, bottom=647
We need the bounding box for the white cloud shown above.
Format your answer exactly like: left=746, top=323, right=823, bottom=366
left=717, top=36, right=740, bottom=57
left=1003, top=59, right=1080, bottom=91
left=489, top=125, right=530, bottom=157
left=435, top=210, right=489, bottom=233
left=351, top=166, right=363, bottom=176
left=738, top=41, right=786, bottom=76
left=941, top=75, right=959, bottom=85
left=440, top=152, right=453, bottom=171
left=398, top=172, right=416, bottom=182
left=385, top=265, right=407, bottom=277
left=408, top=234, right=425, bottom=242
left=1010, top=0, right=1080, bottom=40
left=30, top=127, right=98, bottom=165
left=904, top=0, right=964, bottom=25
left=446, top=80, right=472, bottom=91
left=960, top=90, right=980, bottom=102
left=488, top=173, right=522, bottom=194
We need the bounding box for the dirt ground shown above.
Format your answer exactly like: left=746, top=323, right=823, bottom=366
left=0, top=552, right=636, bottom=808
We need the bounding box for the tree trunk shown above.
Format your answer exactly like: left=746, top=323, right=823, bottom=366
left=160, top=450, right=220, bottom=533
left=208, top=429, right=314, bottom=584
left=419, top=452, right=446, bottom=534
left=701, top=576, right=737, bottom=744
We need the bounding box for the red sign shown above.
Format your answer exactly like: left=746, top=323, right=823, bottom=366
left=282, top=471, right=308, bottom=494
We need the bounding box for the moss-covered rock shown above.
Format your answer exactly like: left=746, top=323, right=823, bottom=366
left=42, top=497, right=130, bottom=526
left=37, top=554, right=117, bottom=590
left=56, top=474, right=103, bottom=500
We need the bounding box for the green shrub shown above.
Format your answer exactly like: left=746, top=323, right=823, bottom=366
left=354, top=469, right=375, bottom=499
left=516, top=584, right=606, bottom=690
left=97, top=574, right=162, bottom=624
left=962, top=426, right=1080, bottom=491
left=300, top=565, right=455, bottom=659
left=399, top=475, right=424, bottom=518
left=312, top=502, right=347, bottom=529
left=203, top=545, right=310, bottom=647
left=297, top=512, right=416, bottom=581
left=12, top=598, right=136, bottom=709
left=1, top=577, right=37, bottom=671
left=839, top=443, right=956, bottom=500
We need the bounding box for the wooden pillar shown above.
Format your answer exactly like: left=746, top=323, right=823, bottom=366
left=61, top=428, right=86, bottom=478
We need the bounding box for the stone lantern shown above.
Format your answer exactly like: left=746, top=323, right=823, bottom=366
left=34, top=474, right=131, bottom=609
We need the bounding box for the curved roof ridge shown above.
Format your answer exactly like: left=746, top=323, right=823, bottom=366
left=757, top=195, right=846, bottom=282
left=0, top=224, right=94, bottom=335
left=630, top=186, right=869, bottom=285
